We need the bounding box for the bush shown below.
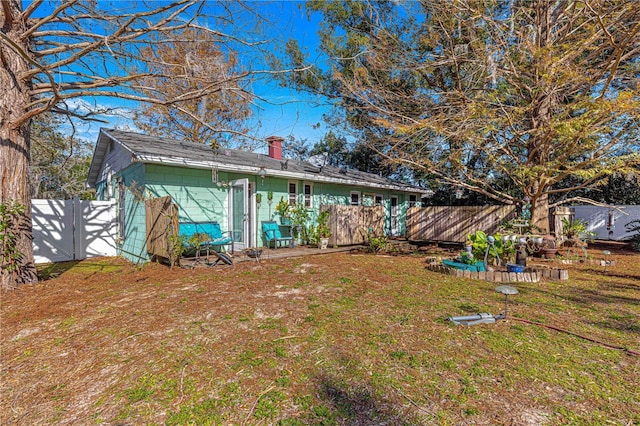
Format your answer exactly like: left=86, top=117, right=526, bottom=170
left=368, top=235, right=392, bottom=253
left=625, top=219, right=640, bottom=251
left=561, top=218, right=596, bottom=241
left=467, top=230, right=515, bottom=265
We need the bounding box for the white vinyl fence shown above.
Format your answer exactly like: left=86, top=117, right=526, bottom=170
left=32, top=199, right=117, bottom=263
left=570, top=205, right=640, bottom=241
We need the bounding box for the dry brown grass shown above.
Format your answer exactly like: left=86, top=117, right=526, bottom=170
left=1, top=244, right=639, bottom=425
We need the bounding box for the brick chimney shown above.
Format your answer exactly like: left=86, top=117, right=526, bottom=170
left=266, top=136, right=284, bottom=160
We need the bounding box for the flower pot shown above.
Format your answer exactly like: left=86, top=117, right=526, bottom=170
left=318, top=237, right=329, bottom=250
left=507, top=263, right=524, bottom=273
left=540, top=248, right=557, bottom=259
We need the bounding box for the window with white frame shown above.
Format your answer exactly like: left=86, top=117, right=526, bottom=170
left=288, top=182, right=298, bottom=205
left=374, top=194, right=384, bottom=206
left=350, top=191, right=360, bottom=206
left=409, top=194, right=419, bottom=208
left=303, top=183, right=313, bottom=208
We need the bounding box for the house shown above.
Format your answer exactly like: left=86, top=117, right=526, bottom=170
left=87, top=129, right=428, bottom=263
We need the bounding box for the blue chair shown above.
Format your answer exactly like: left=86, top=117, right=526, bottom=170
left=262, top=221, right=293, bottom=249
left=179, top=222, right=234, bottom=265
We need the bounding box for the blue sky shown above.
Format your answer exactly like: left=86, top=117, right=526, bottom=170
left=43, top=1, right=332, bottom=150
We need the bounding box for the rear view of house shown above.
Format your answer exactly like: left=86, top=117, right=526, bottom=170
left=86, top=129, right=427, bottom=263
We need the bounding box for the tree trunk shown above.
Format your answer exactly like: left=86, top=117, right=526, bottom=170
left=1, top=1, right=38, bottom=288
left=530, top=192, right=550, bottom=235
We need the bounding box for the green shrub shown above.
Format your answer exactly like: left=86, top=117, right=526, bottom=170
left=467, top=230, right=515, bottom=265
left=561, top=218, right=596, bottom=241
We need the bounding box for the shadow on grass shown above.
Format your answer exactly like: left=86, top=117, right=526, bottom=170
left=523, top=278, right=639, bottom=308
left=591, top=319, right=640, bottom=334
left=37, top=261, right=81, bottom=280
left=36, top=259, right=125, bottom=281
left=562, top=286, right=640, bottom=307
left=313, top=373, right=420, bottom=425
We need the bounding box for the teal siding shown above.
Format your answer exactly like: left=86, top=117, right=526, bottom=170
left=95, top=180, right=108, bottom=200
left=117, top=163, right=148, bottom=263
left=112, top=162, right=421, bottom=259
left=145, top=165, right=229, bottom=226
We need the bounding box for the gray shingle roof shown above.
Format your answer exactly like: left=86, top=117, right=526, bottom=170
left=89, top=128, right=425, bottom=193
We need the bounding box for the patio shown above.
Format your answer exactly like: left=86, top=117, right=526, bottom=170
left=180, top=245, right=360, bottom=268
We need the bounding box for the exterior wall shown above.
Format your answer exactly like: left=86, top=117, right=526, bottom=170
left=99, top=161, right=423, bottom=260
left=98, top=139, right=133, bottom=183
left=144, top=164, right=230, bottom=227
left=117, top=163, right=148, bottom=263
left=254, top=179, right=416, bottom=242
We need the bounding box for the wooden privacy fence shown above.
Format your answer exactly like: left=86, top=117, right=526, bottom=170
left=321, top=204, right=385, bottom=246
left=406, top=205, right=517, bottom=243
left=145, top=196, right=178, bottom=261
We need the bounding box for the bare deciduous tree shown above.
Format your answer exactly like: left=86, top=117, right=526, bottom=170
left=0, top=1, right=257, bottom=288
left=133, top=28, right=255, bottom=147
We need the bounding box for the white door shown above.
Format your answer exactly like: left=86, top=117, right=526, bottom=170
left=230, top=179, right=250, bottom=250
left=390, top=196, right=399, bottom=236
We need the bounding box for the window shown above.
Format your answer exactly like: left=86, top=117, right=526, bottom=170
left=303, top=183, right=313, bottom=208
left=363, top=193, right=383, bottom=206
left=288, top=182, right=298, bottom=205
left=350, top=191, right=360, bottom=206
left=409, top=194, right=418, bottom=208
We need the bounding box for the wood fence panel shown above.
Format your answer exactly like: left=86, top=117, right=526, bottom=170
left=553, top=207, right=572, bottom=242
left=407, top=205, right=517, bottom=242
left=322, top=205, right=385, bottom=246
left=145, top=196, right=178, bottom=260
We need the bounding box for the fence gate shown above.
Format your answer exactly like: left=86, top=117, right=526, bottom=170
left=145, top=196, right=178, bottom=261
left=32, top=199, right=117, bottom=263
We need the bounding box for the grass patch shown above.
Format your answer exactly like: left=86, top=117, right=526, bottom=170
left=3, top=251, right=639, bottom=425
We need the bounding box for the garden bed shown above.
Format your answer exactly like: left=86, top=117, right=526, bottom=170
left=425, top=256, right=569, bottom=282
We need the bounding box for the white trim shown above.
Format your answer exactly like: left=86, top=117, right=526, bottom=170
left=303, top=182, right=313, bottom=209
left=132, top=155, right=418, bottom=193
left=390, top=196, right=399, bottom=236
left=288, top=181, right=298, bottom=206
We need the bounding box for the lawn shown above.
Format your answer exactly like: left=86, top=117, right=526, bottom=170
left=1, top=246, right=639, bottom=425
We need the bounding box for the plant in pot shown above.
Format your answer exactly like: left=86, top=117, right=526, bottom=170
left=289, top=203, right=311, bottom=244
left=274, top=197, right=291, bottom=225
left=561, top=218, right=595, bottom=247
left=316, top=211, right=331, bottom=249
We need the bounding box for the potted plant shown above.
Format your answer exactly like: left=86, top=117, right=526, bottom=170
left=561, top=218, right=595, bottom=247
left=289, top=203, right=311, bottom=243
left=316, top=211, right=331, bottom=249
left=274, top=197, right=291, bottom=225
